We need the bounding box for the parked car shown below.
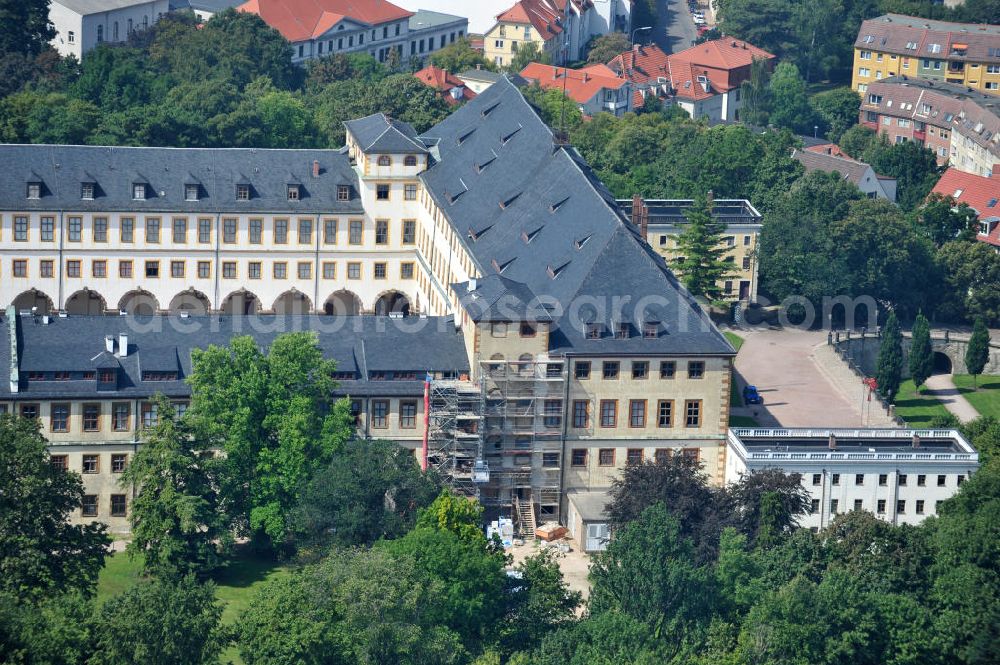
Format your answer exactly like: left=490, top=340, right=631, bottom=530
left=693, top=16, right=706, bottom=25
left=742, top=385, right=764, bottom=405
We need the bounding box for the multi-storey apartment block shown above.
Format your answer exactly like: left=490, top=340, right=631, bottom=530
left=0, top=77, right=736, bottom=536
left=617, top=197, right=763, bottom=303
left=483, top=0, right=631, bottom=67
left=237, top=0, right=467, bottom=65
left=860, top=76, right=1000, bottom=176
left=852, top=14, right=1000, bottom=94
left=726, top=428, right=980, bottom=529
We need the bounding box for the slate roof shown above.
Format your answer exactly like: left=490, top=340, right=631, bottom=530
left=452, top=275, right=552, bottom=323
left=344, top=113, right=429, bottom=154
left=458, top=68, right=506, bottom=83
left=418, top=77, right=734, bottom=357
left=54, top=0, right=161, bottom=14
left=2, top=313, right=469, bottom=400
left=169, top=0, right=242, bottom=12
left=0, top=145, right=363, bottom=214
left=792, top=148, right=874, bottom=187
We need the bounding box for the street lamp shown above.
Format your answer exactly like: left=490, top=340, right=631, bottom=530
left=631, top=26, right=652, bottom=45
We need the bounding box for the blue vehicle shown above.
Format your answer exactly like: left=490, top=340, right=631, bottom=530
left=742, top=385, right=763, bottom=405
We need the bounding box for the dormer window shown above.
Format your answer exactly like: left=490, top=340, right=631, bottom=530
left=337, top=185, right=350, bottom=201
left=81, top=183, right=94, bottom=200
left=236, top=184, right=250, bottom=201
left=26, top=183, right=41, bottom=199
left=377, top=155, right=391, bottom=166
left=404, top=155, right=417, bottom=166
left=287, top=184, right=300, bottom=201
left=585, top=323, right=603, bottom=340
left=132, top=183, right=146, bottom=200
left=615, top=324, right=630, bottom=340
left=185, top=184, right=199, bottom=201
left=643, top=322, right=658, bottom=339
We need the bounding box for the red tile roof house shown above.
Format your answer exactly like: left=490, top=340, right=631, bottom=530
left=519, top=62, right=633, bottom=117
left=932, top=166, right=1000, bottom=247
left=606, top=38, right=775, bottom=122
left=238, top=0, right=468, bottom=65
left=414, top=64, right=477, bottom=105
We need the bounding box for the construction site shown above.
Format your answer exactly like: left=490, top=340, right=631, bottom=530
left=426, top=356, right=567, bottom=537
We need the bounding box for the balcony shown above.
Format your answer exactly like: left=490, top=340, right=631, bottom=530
left=914, top=129, right=926, bottom=143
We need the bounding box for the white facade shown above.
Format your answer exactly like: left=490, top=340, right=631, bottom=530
left=50, top=0, right=170, bottom=60
left=726, top=428, right=980, bottom=529
left=289, top=11, right=468, bottom=66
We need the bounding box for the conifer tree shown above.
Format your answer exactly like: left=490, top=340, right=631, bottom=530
left=675, top=192, right=735, bottom=303
left=965, top=316, right=990, bottom=389
left=876, top=310, right=903, bottom=403
left=908, top=312, right=933, bottom=393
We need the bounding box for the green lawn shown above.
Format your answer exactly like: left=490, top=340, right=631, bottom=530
left=953, top=374, right=1000, bottom=418
left=96, top=547, right=293, bottom=664
left=724, top=331, right=744, bottom=353
left=894, top=379, right=953, bottom=426
left=729, top=415, right=759, bottom=427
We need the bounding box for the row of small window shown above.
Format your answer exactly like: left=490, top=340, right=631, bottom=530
left=574, top=360, right=704, bottom=380
left=10, top=258, right=415, bottom=281
left=812, top=498, right=937, bottom=515
left=4, top=216, right=418, bottom=246
left=570, top=398, right=702, bottom=429
left=811, top=472, right=964, bottom=488
left=301, top=26, right=464, bottom=58
left=583, top=322, right=663, bottom=340
left=80, top=494, right=128, bottom=518
left=569, top=447, right=700, bottom=467
left=51, top=453, right=128, bottom=474
left=305, top=21, right=403, bottom=58
left=12, top=401, right=179, bottom=431
left=74, top=14, right=150, bottom=45
left=659, top=234, right=753, bottom=248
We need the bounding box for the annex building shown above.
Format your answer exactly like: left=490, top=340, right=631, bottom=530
left=726, top=428, right=980, bottom=529
left=0, top=77, right=737, bottom=537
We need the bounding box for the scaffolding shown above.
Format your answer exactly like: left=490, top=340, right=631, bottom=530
left=426, top=378, right=486, bottom=500
left=427, top=357, right=567, bottom=535
left=481, top=356, right=566, bottom=533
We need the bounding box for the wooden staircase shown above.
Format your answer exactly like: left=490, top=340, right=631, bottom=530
left=513, top=495, right=536, bottom=537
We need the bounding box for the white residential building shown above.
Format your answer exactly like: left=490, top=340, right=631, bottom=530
left=50, top=0, right=170, bottom=60
left=726, top=428, right=980, bottom=529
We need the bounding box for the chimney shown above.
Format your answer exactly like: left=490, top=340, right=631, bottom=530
left=312, top=160, right=320, bottom=178
left=105, top=335, right=114, bottom=354
left=583, top=72, right=589, bottom=82
left=118, top=333, right=128, bottom=358
left=912, top=433, right=921, bottom=448
left=469, top=278, right=478, bottom=292
left=633, top=43, right=640, bottom=53
left=828, top=434, right=837, bottom=450
left=826, top=146, right=832, bottom=154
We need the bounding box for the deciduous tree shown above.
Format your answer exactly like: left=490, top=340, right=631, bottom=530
left=291, top=438, right=441, bottom=553
left=0, top=414, right=109, bottom=599
left=585, top=32, right=631, bottom=64
left=429, top=38, right=494, bottom=74
left=90, top=576, right=223, bottom=665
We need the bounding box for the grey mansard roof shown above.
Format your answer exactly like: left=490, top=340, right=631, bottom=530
left=2, top=313, right=468, bottom=400
left=344, top=113, right=429, bottom=154
left=419, top=77, right=734, bottom=357
left=0, top=146, right=363, bottom=214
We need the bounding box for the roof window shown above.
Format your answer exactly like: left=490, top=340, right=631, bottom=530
left=132, top=183, right=146, bottom=200
left=81, top=182, right=95, bottom=200
left=185, top=184, right=199, bottom=201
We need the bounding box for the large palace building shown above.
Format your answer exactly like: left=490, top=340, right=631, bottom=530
left=0, top=78, right=736, bottom=541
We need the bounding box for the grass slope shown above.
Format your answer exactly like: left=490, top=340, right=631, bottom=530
left=894, top=379, right=953, bottom=426
left=96, top=547, right=292, bottom=664
left=953, top=374, right=1000, bottom=418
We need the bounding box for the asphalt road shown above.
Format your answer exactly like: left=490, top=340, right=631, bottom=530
left=651, top=0, right=698, bottom=54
